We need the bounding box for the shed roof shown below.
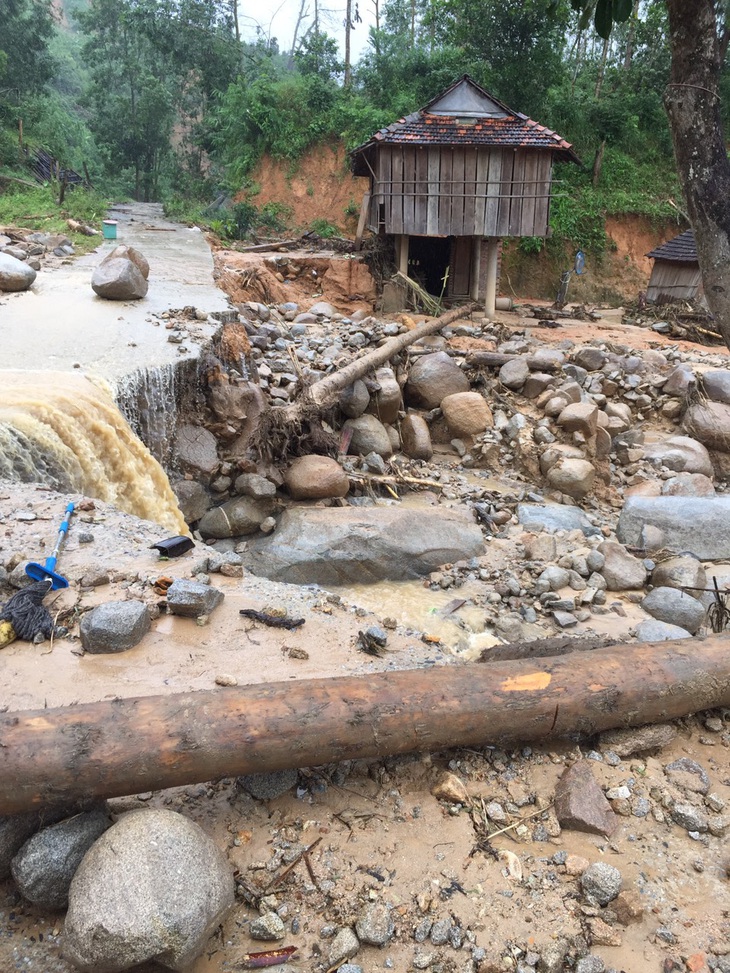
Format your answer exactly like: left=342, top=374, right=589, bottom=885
left=646, top=229, right=697, bottom=263
left=351, top=75, right=580, bottom=171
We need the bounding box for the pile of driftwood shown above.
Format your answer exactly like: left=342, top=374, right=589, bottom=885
left=623, top=299, right=720, bottom=343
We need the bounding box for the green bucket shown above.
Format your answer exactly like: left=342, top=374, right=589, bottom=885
left=102, top=220, right=118, bottom=240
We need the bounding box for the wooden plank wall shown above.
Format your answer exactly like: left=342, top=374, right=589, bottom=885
left=646, top=262, right=702, bottom=303
left=369, top=145, right=554, bottom=237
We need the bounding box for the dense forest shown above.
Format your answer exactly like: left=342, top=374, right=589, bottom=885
left=0, top=0, right=726, bottom=259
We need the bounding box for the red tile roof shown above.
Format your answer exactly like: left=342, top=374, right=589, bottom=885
left=369, top=112, right=576, bottom=157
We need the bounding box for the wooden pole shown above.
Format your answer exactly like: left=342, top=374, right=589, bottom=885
left=1, top=637, right=730, bottom=815
left=485, top=237, right=499, bottom=318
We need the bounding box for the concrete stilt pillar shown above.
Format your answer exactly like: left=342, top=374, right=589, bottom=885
left=470, top=236, right=483, bottom=301
left=485, top=237, right=499, bottom=318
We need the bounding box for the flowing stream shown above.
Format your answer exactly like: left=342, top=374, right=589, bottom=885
left=0, top=371, right=187, bottom=533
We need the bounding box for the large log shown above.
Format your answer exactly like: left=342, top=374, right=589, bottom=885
left=1, top=636, right=729, bottom=815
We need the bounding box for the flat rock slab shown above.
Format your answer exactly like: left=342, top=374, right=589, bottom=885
left=243, top=506, right=484, bottom=585
left=617, top=496, right=730, bottom=559
left=517, top=503, right=601, bottom=537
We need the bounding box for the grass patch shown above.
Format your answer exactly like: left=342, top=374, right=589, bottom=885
left=0, top=181, right=113, bottom=252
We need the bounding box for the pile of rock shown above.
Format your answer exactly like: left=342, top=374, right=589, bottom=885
left=0, top=228, right=76, bottom=292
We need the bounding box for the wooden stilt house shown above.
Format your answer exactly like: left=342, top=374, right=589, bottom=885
left=646, top=230, right=702, bottom=304
left=350, top=75, right=579, bottom=314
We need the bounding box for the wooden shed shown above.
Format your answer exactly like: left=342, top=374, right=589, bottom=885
left=350, top=75, right=579, bottom=314
left=646, top=230, right=702, bottom=304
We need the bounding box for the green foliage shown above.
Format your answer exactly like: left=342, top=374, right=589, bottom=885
left=309, top=218, right=339, bottom=237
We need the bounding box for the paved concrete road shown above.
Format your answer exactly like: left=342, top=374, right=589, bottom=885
left=0, top=202, right=229, bottom=386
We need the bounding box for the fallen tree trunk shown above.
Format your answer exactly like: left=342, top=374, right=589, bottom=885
left=290, top=302, right=476, bottom=413
left=1, top=636, right=729, bottom=815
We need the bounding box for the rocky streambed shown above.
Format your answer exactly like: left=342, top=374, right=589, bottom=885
left=3, top=246, right=730, bottom=971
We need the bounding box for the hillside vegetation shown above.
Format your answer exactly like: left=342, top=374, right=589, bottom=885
left=1, top=0, right=721, bottom=268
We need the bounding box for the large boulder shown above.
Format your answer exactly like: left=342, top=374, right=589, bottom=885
left=701, top=369, right=730, bottom=404
left=104, top=244, right=150, bottom=280
left=343, top=414, right=393, bottom=458
left=242, top=506, right=484, bottom=585
left=683, top=401, right=730, bottom=453
left=440, top=392, right=493, bottom=438
left=546, top=458, right=596, bottom=500
left=643, top=436, right=714, bottom=477
left=366, top=367, right=402, bottom=424
left=174, top=424, right=219, bottom=475
left=597, top=542, right=647, bottom=591
left=91, top=257, right=148, bottom=301
left=400, top=414, right=433, bottom=460
left=284, top=455, right=349, bottom=500
left=11, top=808, right=111, bottom=910
left=641, top=587, right=705, bottom=634
left=198, top=497, right=274, bottom=538
left=0, top=252, right=36, bottom=291
left=617, top=497, right=730, bottom=559
left=405, top=352, right=469, bottom=408
left=516, top=503, right=601, bottom=537
left=80, top=601, right=151, bottom=654
left=63, top=809, right=234, bottom=973
left=651, top=554, right=706, bottom=593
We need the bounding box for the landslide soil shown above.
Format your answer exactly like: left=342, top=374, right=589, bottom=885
left=1, top=227, right=730, bottom=973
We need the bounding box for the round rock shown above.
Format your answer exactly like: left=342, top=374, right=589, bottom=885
left=63, top=809, right=234, bottom=973
left=343, top=415, right=393, bottom=458
left=641, top=586, right=705, bottom=634
left=284, top=455, right=349, bottom=500
left=405, top=352, right=469, bottom=409
left=580, top=861, right=622, bottom=905
left=440, top=391, right=493, bottom=438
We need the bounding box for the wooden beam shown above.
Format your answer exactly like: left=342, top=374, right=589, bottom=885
left=1, top=637, right=729, bottom=815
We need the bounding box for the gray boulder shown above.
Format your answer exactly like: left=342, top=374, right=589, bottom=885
left=63, top=809, right=234, bottom=973
left=80, top=601, right=151, bottom=654
left=516, top=503, right=601, bottom=537
left=339, top=380, right=370, bottom=418
left=651, top=554, right=705, bottom=593
left=172, top=479, right=210, bottom=523
left=91, top=257, right=148, bottom=300
left=634, top=619, right=692, bottom=642
left=0, top=251, right=36, bottom=291
left=11, top=808, right=111, bottom=910
left=617, top=496, right=730, bottom=559
left=400, top=414, right=433, bottom=460
left=198, top=496, right=274, bottom=538
left=0, top=812, right=44, bottom=880
left=499, top=357, right=530, bottom=390
left=641, top=586, right=705, bottom=634
left=597, top=541, right=647, bottom=590
left=343, top=414, right=393, bottom=458
left=366, top=366, right=402, bottom=424
left=643, top=436, right=713, bottom=477
left=661, top=472, right=715, bottom=496
left=405, top=352, right=469, bottom=408
left=701, top=369, right=730, bottom=404
left=684, top=400, right=730, bottom=453
left=242, top=506, right=484, bottom=585
left=104, top=244, right=149, bottom=279
left=175, top=424, right=219, bottom=475
left=166, top=579, right=224, bottom=618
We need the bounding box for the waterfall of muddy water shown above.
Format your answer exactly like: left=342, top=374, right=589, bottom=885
left=0, top=372, right=187, bottom=534
left=115, top=361, right=194, bottom=467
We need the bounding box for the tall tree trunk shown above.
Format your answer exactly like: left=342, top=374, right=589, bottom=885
left=288, top=0, right=308, bottom=68
left=623, top=0, right=639, bottom=69
left=592, top=139, right=606, bottom=186
left=664, top=0, right=730, bottom=349
left=344, top=0, right=352, bottom=86
left=594, top=31, right=610, bottom=98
